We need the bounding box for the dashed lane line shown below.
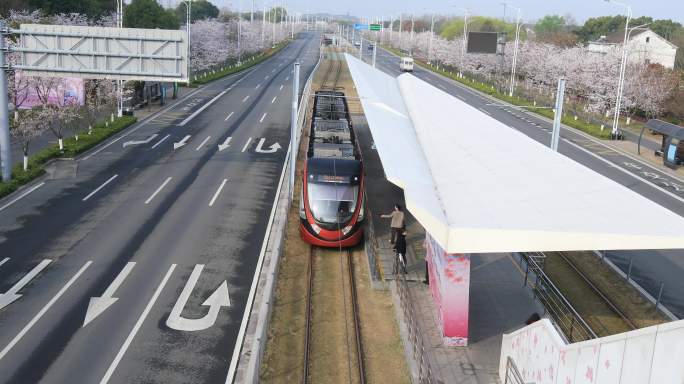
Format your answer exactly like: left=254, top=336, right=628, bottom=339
left=271, top=96, right=277, bottom=104
left=242, top=95, right=250, bottom=103
left=209, top=179, right=228, bottom=207
left=151, top=134, right=170, bottom=149
left=259, top=113, right=268, bottom=123
left=224, top=111, right=234, bottom=121
left=195, top=136, right=212, bottom=151
left=144, top=177, right=173, bottom=205
left=82, top=175, right=119, bottom=202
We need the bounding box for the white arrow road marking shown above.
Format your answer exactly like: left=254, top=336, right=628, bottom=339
left=166, top=264, right=230, bottom=332
left=122, top=134, right=158, bottom=148
left=271, top=96, right=277, bottom=104
left=224, top=111, right=234, bottom=121
left=178, top=90, right=227, bottom=126
left=0, top=182, right=45, bottom=213
left=145, top=177, right=173, bottom=204
left=82, top=175, right=119, bottom=201
left=150, top=134, right=170, bottom=149
left=195, top=136, right=211, bottom=151
left=0, top=258, right=9, bottom=268
left=100, top=264, right=175, bottom=384
left=209, top=179, right=228, bottom=207
left=0, top=259, right=52, bottom=310
left=259, top=113, right=267, bottom=123
left=218, top=137, right=232, bottom=151
left=173, top=135, right=191, bottom=149
left=241, top=137, right=253, bottom=152
left=255, top=138, right=281, bottom=153
left=242, top=95, right=250, bottom=103
left=0, top=261, right=91, bottom=361
left=83, top=262, right=136, bottom=327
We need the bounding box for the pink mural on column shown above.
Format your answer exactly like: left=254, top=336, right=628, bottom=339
left=425, top=233, right=470, bottom=346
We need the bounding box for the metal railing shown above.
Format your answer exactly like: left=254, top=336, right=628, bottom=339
left=363, top=206, right=382, bottom=282
left=394, top=258, right=437, bottom=384
left=518, top=252, right=598, bottom=343
left=504, top=357, right=527, bottom=384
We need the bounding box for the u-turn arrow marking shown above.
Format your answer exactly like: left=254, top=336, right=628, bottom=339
left=166, top=264, right=230, bottom=332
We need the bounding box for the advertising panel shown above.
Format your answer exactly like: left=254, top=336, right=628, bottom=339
left=15, top=71, right=85, bottom=109
left=425, top=233, right=470, bottom=346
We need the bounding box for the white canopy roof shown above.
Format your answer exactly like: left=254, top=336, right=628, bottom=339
left=345, top=54, right=684, bottom=253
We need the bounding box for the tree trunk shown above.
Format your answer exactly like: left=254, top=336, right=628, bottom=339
left=23, top=155, right=28, bottom=171
left=58, top=138, right=64, bottom=151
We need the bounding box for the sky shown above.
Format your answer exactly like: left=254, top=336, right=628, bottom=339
left=207, top=0, right=684, bottom=24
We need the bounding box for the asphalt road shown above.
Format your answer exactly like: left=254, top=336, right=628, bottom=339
left=0, top=32, right=321, bottom=384
left=357, top=41, right=684, bottom=319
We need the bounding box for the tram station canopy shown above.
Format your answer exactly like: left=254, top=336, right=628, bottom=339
left=345, top=54, right=684, bottom=253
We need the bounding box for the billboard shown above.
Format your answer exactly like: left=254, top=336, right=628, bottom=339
left=467, top=32, right=498, bottom=54
left=15, top=71, right=85, bottom=109
left=14, top=24, right=188, bottom=82
left=425, top=233, right=470, bottom=346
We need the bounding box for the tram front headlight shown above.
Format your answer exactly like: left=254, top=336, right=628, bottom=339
left=311, top=223, right=322, bottom=234
left=342, top=225, right=353, bottom=235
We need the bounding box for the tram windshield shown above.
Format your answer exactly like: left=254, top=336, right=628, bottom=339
left=307, top=181, right=358, bottom=225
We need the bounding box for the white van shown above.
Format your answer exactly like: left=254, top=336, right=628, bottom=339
left=399, top=57, right=414, bottom=72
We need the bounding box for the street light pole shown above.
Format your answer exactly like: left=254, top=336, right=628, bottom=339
left=508, top=7, right=522, bottom=97
left=605, top=0, right=632, bottom=139
left=428, top=12, right=435, bottom=63
left=460, top=8, right=469, bottom=77
left=116, top=0, right=124, bottom=117
left=0, top=22, right=11, bottom=181
left=182, top=0, right=192, bottom=84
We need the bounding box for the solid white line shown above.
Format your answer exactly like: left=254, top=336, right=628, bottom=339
left=0, top=182, right=45, bottom=213
left=279, top=84, right=284, bottom=90
left=271, top=96, right=277, bottom=104
left=179, top=90, right=228, bottom=127
left=82, top=175, right=118, bottom=201
left=259, top=113, right=267, bottom=123
left=241, top=137, right=253, bottom=152
left=242, top=95, right=250, bottom=103
left=224, top=141, right=292, bottom=384
left=99, top=264, right=176, bottom=384
left=209, top=179, right=228, bottom=207
left=195, top=136, right=212, bottom=151
left=144, top=177, right=172, bottom=205
left=0, top=261, right=92, bottom=361
left=224, top=111, right=234, bottom=121
left=151, top=134, right=170, bottom=149
left=478, top=108, right=492, bottom=116
left=0, top=258, right=9, bottom=268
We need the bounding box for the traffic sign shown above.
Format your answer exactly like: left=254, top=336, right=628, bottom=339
left=370, top=24, right=382, bottom=31
left=354, top=23, right=369, bottom=30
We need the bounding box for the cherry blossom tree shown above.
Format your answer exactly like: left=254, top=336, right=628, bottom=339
left=10, top=109, right=49, bottom=171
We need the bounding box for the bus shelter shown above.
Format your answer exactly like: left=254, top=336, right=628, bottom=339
left=640, top=119, right=684, bottom=169
left=345, top=54, right=684, bottom=346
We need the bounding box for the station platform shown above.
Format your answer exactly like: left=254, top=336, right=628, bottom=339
left=354, top=113, right=544, bottom=383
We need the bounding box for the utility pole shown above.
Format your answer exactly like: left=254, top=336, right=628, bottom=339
left=410, top=13, right=414, bottom=56
left=183, top=0, right=192, bottom=84
left=250, top=0, right=254, bottom=22
left=508, top=7, right=522, bottom=97
left=399, top=13, right=403, bottom=51
left=290, top=62, right=300, bottom=200
left=460, top=8, right=468, bottom=77
left=237, top=0, right=242, bottom=65
left=372, top=40, right=377, bottom=67
left=262, top=3, right=266, bottom=46
left=551, top=77, right=566, bottom=151
left=428, top=12, right=435, bottom=63
left=0, top=22, right=11, bottom=181
left=606, top=0, right=632, bottom=139
left=116, top=0, right=124, bottom=116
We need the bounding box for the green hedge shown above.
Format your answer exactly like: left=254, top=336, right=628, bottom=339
left=382, top=45, right=613, bottom=139
left=192, top=41, right=290, bottom=86
left=0, top=115, right=137, bottom=200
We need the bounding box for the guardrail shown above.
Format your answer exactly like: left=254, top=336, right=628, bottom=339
left=503, top=357, right=526, bottom=384
left=394, top=258, right=438, bottom=384
left=363, top=206, right=383, bottom=286
left=518, top=252, right=597, bottom=343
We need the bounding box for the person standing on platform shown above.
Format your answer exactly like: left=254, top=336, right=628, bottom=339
left=394, top=228, right=408, bottom=274
left=381, top=204, right=405, bottom=245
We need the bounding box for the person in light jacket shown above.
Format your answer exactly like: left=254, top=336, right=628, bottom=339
left=381, top=204, right=405, bottom=245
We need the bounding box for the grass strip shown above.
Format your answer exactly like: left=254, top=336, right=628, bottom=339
left=0, top=115, right=137, bottom=200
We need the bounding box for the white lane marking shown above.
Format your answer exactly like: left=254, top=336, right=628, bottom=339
left=224, top=111, right=234, bottom=121
left=255, top=138, right=281, bottom=153
left=454, top=94, right=464, bottom=100
left=241, top=137, right=253, bottom=152
left=259, top=113, right=267, bottom=123
left=195, top=136, right=212, bottom=151
left=122, top=134, right=158, bottom=148
left=99, top=264, right=176, bottom=384
left=80, top=87, right=205, bottom=160
left=0, top=261, right=91, bottom=361
left=279, top=84, right=284, bottom=90
left=255, top=83, right=261, bottom=90
left=224, top=138, right=292, bottom=384
left=83, top=262, right=136, bottom=327
left=173, top=135, right=191, bottom=149
left=144, top=177, right=173, bottom=205
left=271, top=96, right=277, bottom=104
left=0, top=258, right=9, bottom=268
left=150, top=134, right=170, bottom=149
left=478, top=108, right=492, bottom=116
left=242, top=95, right=250, bottom=103
left=178, top=90, right=228, bottom=126
left=209, top=179, right=228, bottom=207
left=82, top=175, right=119, bottom=202
left=218, top=137, right=232, bottom=151
left=0, top=259, right=52, bottom=310
left=166, top=264, right=230, bottom=332
left=0, top=182, right=45, bottom=213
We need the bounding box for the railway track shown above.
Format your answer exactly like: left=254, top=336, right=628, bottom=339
left=303, top=246, right=365, bottom=384
left=320, top=50, right=343, bottom=91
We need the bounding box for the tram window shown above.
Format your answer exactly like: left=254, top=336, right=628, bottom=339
left=307, top=183, right=358, bottom=224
